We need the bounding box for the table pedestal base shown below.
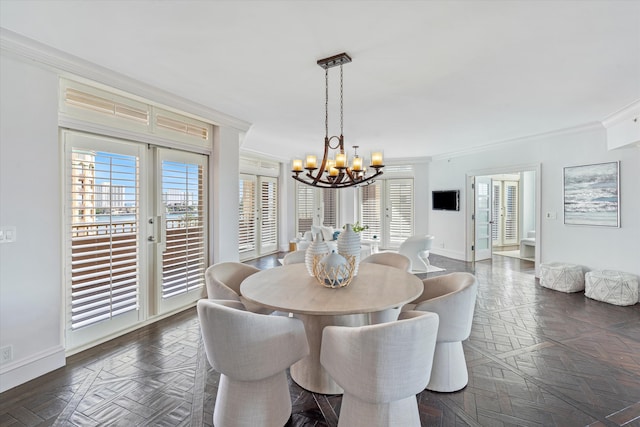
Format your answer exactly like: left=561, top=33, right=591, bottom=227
left=290, top=313, right=368, bottom=395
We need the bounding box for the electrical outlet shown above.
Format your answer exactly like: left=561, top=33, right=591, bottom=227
left=0, top=345, right=12, bottom=364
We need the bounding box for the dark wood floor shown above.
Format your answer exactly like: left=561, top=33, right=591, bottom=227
left=1, top=253, right=639, bottom=426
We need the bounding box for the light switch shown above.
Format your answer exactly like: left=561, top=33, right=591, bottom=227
left=0, top=226, right=16, bottom=243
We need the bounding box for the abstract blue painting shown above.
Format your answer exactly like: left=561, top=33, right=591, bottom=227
left=564, top=161, right=619, bottom=227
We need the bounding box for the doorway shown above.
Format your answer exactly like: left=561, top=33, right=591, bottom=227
left=467, top=165, right=540, bottom=272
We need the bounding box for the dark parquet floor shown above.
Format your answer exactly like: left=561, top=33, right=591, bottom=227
left=1, top=253, right=639, bottom=426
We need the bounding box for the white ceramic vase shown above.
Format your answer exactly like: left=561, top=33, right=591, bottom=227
left=305, top=232, right=330, bottom=276
left=337, top=223, right=361, bottom=275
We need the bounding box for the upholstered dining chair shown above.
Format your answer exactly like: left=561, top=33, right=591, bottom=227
left=402, top=272, right=478, bottom=392
left=361, top=252, right=412, bottom=324
left=197, top=299, right=310, bottom=427
left=360, top=252, right=411, bottom=272
left=204, top=262, right=271, bottom=314
left=398, top=235, right=435, bottom=272
left=320, top=310, right=439, bottom=427
left=282, top=249, right=306, bottom=265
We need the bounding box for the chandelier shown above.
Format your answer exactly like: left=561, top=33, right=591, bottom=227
left=291, top=52, right=384, bottom=189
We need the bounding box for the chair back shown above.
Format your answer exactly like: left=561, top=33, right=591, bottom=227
left=321, top=310, right=439, bottom=403
left=360, top=252, right=411, bottom=271
left=399, top=234, right=435, bottom=252
left=204, top=262, right=260, bottom=301
left=282, top=250, right=306, bottom=265
left=197, top=299, right=309, bottom=381
left=415, top=272, right=478, bottom=342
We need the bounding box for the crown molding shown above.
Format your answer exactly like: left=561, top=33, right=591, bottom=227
left=601, top=99, right=640, bottom=128
left=0, top=28, right=251, bottom=132
left=431, top=122, right=604, bottom=161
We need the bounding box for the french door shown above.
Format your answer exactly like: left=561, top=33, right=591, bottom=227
left=491, top=180, right=519, bottom=247
left=64, top=130, right=207, bottom=350
left=359, top=179, right=414, bottom=250
left=474, top=176, right=493, bottom=261
left=239, top=174, right=278, bottom=261
left=295, top=184, right=338, bottom=236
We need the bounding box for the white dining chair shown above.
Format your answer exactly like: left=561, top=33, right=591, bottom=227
left=361, top=252, right=412, bottom=324
left=320, top=310, right=439, bottom=427
left=402, top=272, right=478, bottom=392
left=204, top=262, right=272, bottom=314
left=360, top=252, right=411, bottom=271
left=197, top=299, right=309, bottom=427
left=282, top=249, right=306, bottom=265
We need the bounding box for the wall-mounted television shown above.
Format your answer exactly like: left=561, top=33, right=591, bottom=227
left=432, top=190, right=460, bottom=211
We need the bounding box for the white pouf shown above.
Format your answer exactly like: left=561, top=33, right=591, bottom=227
left=539, top=262, right=584, bottom=293
left=585, top=270, right=639, bottom=306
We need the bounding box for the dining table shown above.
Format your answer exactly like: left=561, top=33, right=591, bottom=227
left=240, top=262, right=424, bottom=394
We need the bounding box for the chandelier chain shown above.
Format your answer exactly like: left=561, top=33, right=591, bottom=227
left=325, top=68, right=329, bottom=138
left=340, top=64, right=344, bottom=136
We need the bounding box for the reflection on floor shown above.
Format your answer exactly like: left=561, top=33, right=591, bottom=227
left=1, top=254, right=639, bottom=426
left=493, top=249, right=534, bottom=262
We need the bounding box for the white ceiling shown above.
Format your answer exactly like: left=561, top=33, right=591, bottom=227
left=1, top=0, right=639, bottom=161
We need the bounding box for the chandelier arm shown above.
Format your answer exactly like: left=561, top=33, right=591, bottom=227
left=292, top=171, right=383, bottom=189
left=312, top=137, right=331, bottom=185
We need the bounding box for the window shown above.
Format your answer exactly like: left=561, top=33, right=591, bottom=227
left=359, top=178, right=414, bottom=249
left=68, top=147, right=140, bottom=331
left=295, top=184, right=338, bottom=235
left=238, top=175, right=278, bottom=261
left=239, top=175, right=257, bottom=256
left=161, top=157, right=206, bottom=299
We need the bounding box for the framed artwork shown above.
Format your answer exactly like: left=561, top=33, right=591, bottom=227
left=563, top=161, right=620, bottom=227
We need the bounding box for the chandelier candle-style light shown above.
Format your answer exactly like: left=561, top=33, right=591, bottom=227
left=291, top=52, right=384, bottom=188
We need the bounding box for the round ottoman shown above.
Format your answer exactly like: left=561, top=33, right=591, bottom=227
left=585, top=270, right=639, bottom=306
left=539, top=262, right=584, bottom=293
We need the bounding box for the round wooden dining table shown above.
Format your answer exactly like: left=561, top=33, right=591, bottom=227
left=240, top=262, right=423, bottom=394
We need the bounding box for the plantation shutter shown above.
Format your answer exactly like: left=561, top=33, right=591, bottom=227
left=161, top=159, right=206, bottom=298
left=68, top=147, right=140, bottom=330
left=360, top=182, right=381, bottom=241
left=503, top=181, right=519, bottom=245
left=322, top=188, right=338, bottom=228
left=297, top=184, right=315, bottom=234
left=260, top=177, right=278, bottom=252
left=492, top=182, right=501, bottom=245
left=239, top=175, right=257, bottom=255
left=387, top=179, right=414, bottom=249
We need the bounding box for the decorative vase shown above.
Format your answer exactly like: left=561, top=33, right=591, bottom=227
left=305, top=232, right=330, bottom=276
left=337, top=223, right=361, bottom=275
left=313, top=250, right=356, bottom=288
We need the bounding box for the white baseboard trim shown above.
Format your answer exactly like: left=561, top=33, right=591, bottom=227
left=430, top=248, right=466, bottom=261
left=0, top=345, right=65, bottom=393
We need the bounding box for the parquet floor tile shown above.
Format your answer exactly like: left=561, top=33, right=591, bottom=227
left=1, top=253, right=639, bottom=426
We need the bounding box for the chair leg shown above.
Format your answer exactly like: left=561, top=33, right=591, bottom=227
left=426, top=341, right=469, bottom=392
left=338, top=394, right=421, bottom=427
left=214, top=373, right=292, bottom=427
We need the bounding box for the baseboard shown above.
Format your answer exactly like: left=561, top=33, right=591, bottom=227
left=430, top=247, right=466, bottom=261
left=0, top=345, right=65, bottom=393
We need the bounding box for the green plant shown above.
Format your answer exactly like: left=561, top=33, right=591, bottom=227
left=350, top=221, right=369, bottom=233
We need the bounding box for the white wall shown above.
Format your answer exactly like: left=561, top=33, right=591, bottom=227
left=429, top=126, right=640, bottom=277
left=0, top=43, right=245, bottom=392
left=0, top=54, right=66, bottom=391
left=212, top=126, right=241, bottom=263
